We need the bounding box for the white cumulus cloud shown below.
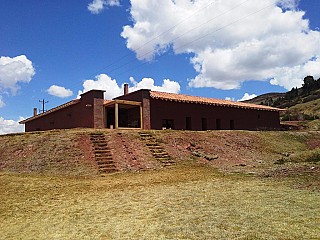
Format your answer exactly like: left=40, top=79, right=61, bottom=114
left=225, top=97, right=235, bottom=101
left=78, top=74, right=180, bottom=99
left=129, top=76, right=181, bottom=93
left=107, top=0, right=120, bottom=7
left=121, top=0, right=320, bottom=90
left=0, top=117, right=25, bottom=135
left=88, top=0, right=120, bottom=14
left=237, top=93, right=258, bottom=102
left=0, top=55, right=35, bottom=94
left=0, top=97, right=5, bottom=108
left=47, top=85, right=73, bottom=98
left=78, top=74, right=122, bottom=99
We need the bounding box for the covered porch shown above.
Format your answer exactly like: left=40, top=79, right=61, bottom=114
left=104, top=100, right=143, bottom=129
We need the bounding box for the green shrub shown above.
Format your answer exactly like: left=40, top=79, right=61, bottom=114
left=288, top=149, right=320, bottom=163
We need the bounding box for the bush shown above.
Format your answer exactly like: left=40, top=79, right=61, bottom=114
left=288, top=149, right=320, bottom=163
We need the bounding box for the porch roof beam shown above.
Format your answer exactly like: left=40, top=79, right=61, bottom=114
left=104, top=100, right=142, bottom=107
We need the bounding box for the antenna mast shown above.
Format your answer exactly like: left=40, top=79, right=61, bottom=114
left=39, top=99, right=48, bottom=113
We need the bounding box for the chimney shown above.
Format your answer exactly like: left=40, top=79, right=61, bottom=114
left=124, top=83, right=129, bottom=95
left=33, top=108, right=37, bottom=116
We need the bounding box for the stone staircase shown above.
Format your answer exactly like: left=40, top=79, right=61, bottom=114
left=139, top=132, right=174, bottom=166
left=90, top=132, right=117, bottom=174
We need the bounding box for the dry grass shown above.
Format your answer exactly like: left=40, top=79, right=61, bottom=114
left=0, top=129, right=97, bottom=176
left=1, top=129, right=319, bottom=176
left=289, top=149, right=320, bottom=163
left=1, top=165, right=319, bottom=240
left=289, top=98, right=320, bottom=117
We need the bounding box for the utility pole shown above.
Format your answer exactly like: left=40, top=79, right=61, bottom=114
left=39, top=99, right=48, bottom=113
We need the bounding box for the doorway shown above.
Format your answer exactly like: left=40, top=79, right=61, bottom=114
left=202, top=118, right=207, bottom=131
left=216, top=119, right=221, bottom=130
left=186, top=117, right=192, bottom=130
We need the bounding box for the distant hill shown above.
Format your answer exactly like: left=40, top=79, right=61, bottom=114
left=244, top=76, right=320, bottom=120
left=243, top=92, right=285, bottom=106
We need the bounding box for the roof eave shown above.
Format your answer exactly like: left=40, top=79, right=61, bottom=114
left=19, top=99, right=80, bottom=124
left=150, top=94, right=284, bottom=112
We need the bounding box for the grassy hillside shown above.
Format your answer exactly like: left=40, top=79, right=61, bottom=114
left=290, top=98, right=320, bottom=116
left=0, top=129, right=98, bottom=176
left=0, top=129, right=319, bottom=177
left=283, top=98, right=320, bottom=121
left=244, top=76, right=320, bottom=119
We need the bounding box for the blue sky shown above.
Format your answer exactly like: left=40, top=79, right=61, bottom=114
left=0, top=0, right=320, bottom=133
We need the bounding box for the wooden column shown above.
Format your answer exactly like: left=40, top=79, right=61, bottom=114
left=140, top=105, right=143, bottom=129
left=115, top=103, right=119, bottom=129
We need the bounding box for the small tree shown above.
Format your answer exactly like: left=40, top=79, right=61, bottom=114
left=302, top=76, right=316, bottom=95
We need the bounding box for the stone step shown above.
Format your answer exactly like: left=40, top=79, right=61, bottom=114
left=146, top=143, right=159, bottom=146
left=159, top=162, right=174, bottom=166
left=99, top=165, right=117, bottom=170
left=94, top=149, right=111, bottom=154
left=152, top=152, right=169, bottom=156
left=94, top=150, right=112, bottom=156
left=149, top=146, right=163, bottom=149
left=92, top=141, right=107, bottom=144
left=99, top=168, right=117, bottom=173
left=93, top=137, right=107, bottom=141
left=152, top=152, right=169, bottom=157
left=97, top=161, right=114, bottom=166
left=91, top=137, right=105, bottom=140
left=150, top=149, right=165, bottom=153
left=90, top=135, right=105, bottom=139
left=95, top=143, right=108, bottom=147
left=96, top=157, right=112, bottom=160
left=96, top=160, right=114, bottom=165
left=89, top=133, right=117, bottom=175
left=155, top=157, right=171, bottom=161
left=161, top=161, right=175, bottom=165
left=95, top=155, right=113, bottom=160
left=155, top=157, right=170, bottom=161
left=95, top=151, right=111, bottom=155
left=94, top=147, right=110, bottom=151
left=139, top=132, right=173, bottom=167
left=140, top=136, right=153, bottom=139
left=98, top=163, right=117, bottom=168
left=96, top=156, right=113, bottom=160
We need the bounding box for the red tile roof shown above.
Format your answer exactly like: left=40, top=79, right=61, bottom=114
left=19, top=99, right=80, bottom=124
left=149, top=91, right=284, bottom=112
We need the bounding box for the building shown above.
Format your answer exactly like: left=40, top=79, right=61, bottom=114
left=20, top=86, right=283, bottom=132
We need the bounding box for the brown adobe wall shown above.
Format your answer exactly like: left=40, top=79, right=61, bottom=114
left=24, top=90, right=104, bottom=132
left=149, top=99, right=280, bottom=130
left=93, top=98, right=105, bottom=128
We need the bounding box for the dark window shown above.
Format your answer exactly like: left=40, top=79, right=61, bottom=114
left=162, top=119, right=174, bottom=129
left=202, top=118, right=207, bottom=131
left=230, top=120, right=235, bottom=130
left=186, top=117, right=192, bottom=130
left=67, top=113, right=72, bottom=117
left=258, top=114, right=261, bottom=119
left=50, top=121, right=54, bottom=125
left=216, top=119, right=221, bottom=130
